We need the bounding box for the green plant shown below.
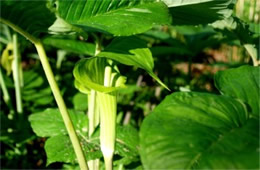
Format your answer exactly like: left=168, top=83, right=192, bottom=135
left=140, top=65, right=259, bottom=169
left=1, top=0, right=259, bottom=169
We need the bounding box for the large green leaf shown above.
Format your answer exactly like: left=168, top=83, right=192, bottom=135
left=163, top=0, right=236, bottom=25
left=0, top=0, right=55, bottom=37
left=29, top=108, right=102, bottom=164
left=140, top=92, right=259, bottom=169
left=114, top=125, right=140, bottom=165
left=98, top=37, right=169, bottom=90
left=29, top=108, right=88, bottom=137
left=215, top=65, right=260, bottom=117
left=54, top=0, right=171, bottom=36
left=45, top=135, right=102, bottom=165
left=44, top=124, right=139, bottom=165
left=43, top=37, right=95, bottom=56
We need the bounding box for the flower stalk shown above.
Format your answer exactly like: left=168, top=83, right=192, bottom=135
left=1, top=17, right=89, bottom=169
left=88, top=89, right=100, bottom=170
left=12, top=33, right=23, bottom=114
left=98, top=64, right=117, bottom=170
left=34, top=41, right=89, bottom=170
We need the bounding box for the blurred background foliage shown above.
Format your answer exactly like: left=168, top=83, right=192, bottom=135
left=0, top=0, right=259, bottom=169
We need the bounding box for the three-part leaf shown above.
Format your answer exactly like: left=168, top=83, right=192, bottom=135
left=54, top=0, right=171, bottom=36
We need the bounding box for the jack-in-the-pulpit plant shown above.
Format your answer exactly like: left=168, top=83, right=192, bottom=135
left=2, top=0, right=259, bottom=170
left=74, top=57, right=127, bottom=169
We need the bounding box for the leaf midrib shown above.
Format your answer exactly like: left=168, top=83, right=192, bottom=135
left=64, top=0, right=159, bottom=23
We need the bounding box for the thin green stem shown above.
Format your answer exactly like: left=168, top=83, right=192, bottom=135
left=0, top=18, right=38, bottom=44
left=12, top=34, right=23, bottom=114
left=1, top=18, right=89, bottom=170
left=34, top=42, right=88, bottom=170
left=0, top=67, right=11, bottom=106
left=87, top=34, right=101, bottom=170
left=88, top=90, right=99, bottom=137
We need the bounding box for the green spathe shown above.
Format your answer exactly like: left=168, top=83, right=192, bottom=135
left=73, top=57, right=126, bottom=94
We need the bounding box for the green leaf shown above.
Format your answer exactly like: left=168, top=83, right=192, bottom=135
left=29, top=108, right=102, bottom=165
left=73, top=93, right=88, bottom=111
left=43, top=37, right=95, bottom=56
left=140, top=92, right=259, bottom=169
left=45, top=125, right=139, bottom=166
left=45, top=135, right=102, bottom=165
left=164, top=0, right=235, bottom=25
left=0, top=0, right=55, bottom=37
left=114, top=125, right=140, bottom=165
left=73, top=57, right=126, bottom=93
left=98, top=37, right=169, bottom=90
left=23, top=87, right=53, bottom=106
left=55, top=0, right=171, bottom=36
left=29, top=108, right=88, bottom=137
left=215, top=65, right=260, bottom=117
left=45, top=135, right=77, bottom=165
left=23, top=70, right=44, bottom=90
left=22, top=70, right=54, bottom=106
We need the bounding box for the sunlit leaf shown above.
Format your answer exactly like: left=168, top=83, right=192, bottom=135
left=54, top=0, right=171, bottom=36
left=98, top=37, right=169, bottom=90
left=140, top=92, right=258, bottom=169
left=29, top=108, right=88, bottom=137
left=45, top=135, right=102, bottom=165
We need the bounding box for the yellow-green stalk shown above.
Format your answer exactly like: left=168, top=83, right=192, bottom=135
left=98, top=65, right=117, bottom=170
left=88, top=89, right=100, bottom=170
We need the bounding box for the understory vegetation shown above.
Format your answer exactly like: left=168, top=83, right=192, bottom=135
left=0, top=0, right=259, bottom=169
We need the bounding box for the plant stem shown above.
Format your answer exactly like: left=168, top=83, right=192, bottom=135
left=98, top=64, right=117, bottom=170
left=98, top=91, right=116, bottom=170
left=87, top=33, right=101, bottom=170
left=0, top=67, right=11, bottom=106
left=12, top=34, right=23, bottom=114
left=1, top=17, right=89, bottom=170
left=88, top=90, right=99, bottom=137
left=34, top=41, right=89, bottom=170
left=87, top=90, right=100, bottom=170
